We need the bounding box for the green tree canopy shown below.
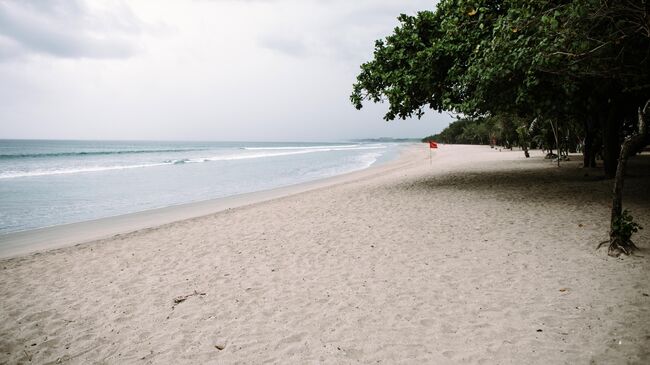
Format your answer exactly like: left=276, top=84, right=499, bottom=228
left=351, top=0, right=650, bottom=176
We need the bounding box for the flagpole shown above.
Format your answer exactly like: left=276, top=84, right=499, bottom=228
left=428, top=141, right=437, bottom=165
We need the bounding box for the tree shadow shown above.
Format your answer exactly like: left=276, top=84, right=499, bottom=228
left=398, top=154, right=650, bottom=207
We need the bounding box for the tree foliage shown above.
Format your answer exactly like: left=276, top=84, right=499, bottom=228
left=351, top=0, right=649, bottom=171
left=353, top=0, right=650, bottom=255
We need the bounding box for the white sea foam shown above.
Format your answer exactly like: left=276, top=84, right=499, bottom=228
left=303, top=152, right=383, bottom=180
left=242, top=144, right=359, bottom=150
left=0, top=163, right=172, bottom=179
left=202, top=146, right=385, bottom=162
left=0, top=145, right=388, bottom=179
left=355, top=152, right=383, bottom=170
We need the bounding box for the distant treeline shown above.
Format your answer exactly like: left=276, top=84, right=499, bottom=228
left=421, top=115, right=581, bottom=158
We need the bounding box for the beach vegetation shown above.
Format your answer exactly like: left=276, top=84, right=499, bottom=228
left=600, top=209, right=643, bottom=256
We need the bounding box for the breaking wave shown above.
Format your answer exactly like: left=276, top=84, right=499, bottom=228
left=0, top=145, right=387, bottom=179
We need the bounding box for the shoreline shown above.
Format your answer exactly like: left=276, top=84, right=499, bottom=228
left=0, top=144, right=421, bottom=259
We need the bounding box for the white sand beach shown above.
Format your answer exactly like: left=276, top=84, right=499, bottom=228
left=1, top=144, right=648, bottom=364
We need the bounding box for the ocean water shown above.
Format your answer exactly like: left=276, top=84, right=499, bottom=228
left=0, top=140, right=403, bottom=234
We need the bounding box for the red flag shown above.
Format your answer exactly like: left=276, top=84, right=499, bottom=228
left=429, top=141, right=438, bottom=149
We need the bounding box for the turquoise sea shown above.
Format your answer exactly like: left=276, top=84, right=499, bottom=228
left=0, top=140, right=403, bottom=234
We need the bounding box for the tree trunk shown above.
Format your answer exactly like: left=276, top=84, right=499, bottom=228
left=610, top=144, right=630, bottom=230
left=605, top=100, right=649, bottom=256
left=602, top=100, right=622, bottom=178
left=549, top=120, right=560, bottom=167
left=583, top=118, right=597, bottom=168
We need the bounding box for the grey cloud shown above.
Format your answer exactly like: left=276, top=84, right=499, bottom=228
left=0, top=0, right=145, bottom=60
left=256, top=0, right=436, bottom=60
left=258, top=34, right=308, bottom=57
left=0, top=0, right=452, bottom=141
left=0, top=35, right=23, bottom=60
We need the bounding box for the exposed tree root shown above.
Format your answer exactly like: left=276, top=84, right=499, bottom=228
left=598, top=236, right=639, bottom=257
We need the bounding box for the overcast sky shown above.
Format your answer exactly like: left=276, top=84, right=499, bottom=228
left=0, top=0, right=451, bottom=142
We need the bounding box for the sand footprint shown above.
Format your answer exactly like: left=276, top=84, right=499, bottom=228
left=274, top=331, right=307, bottom=350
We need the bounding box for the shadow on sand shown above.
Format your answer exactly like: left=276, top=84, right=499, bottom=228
left=400, top=154, right=650, bottom=207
